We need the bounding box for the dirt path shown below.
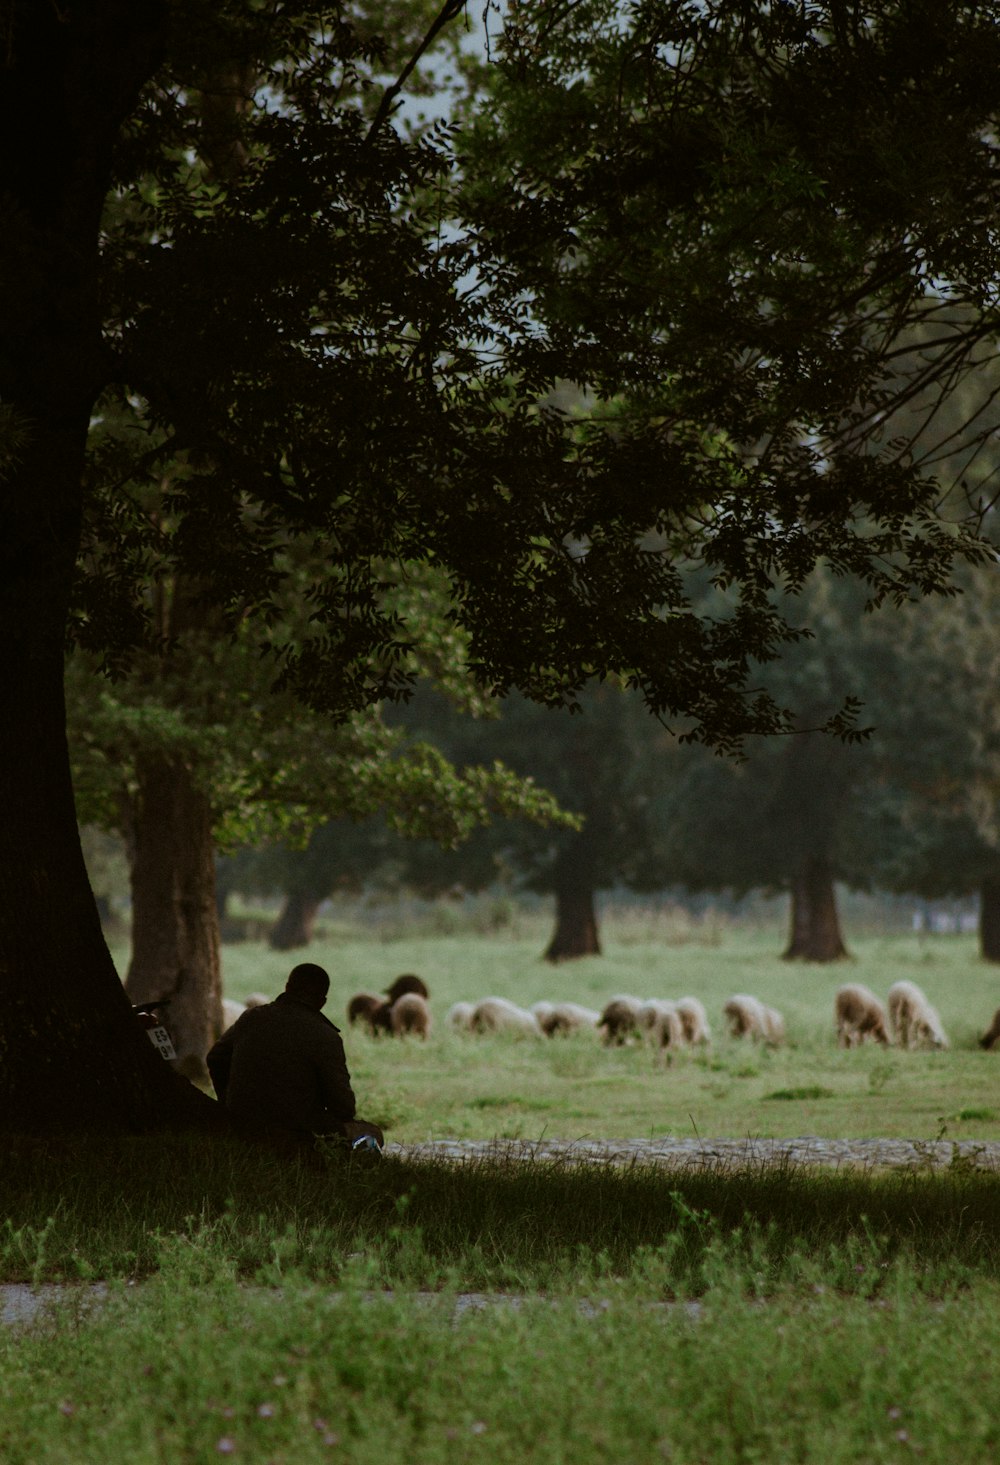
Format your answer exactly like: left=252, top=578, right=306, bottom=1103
left=388, top=1135, right=1000, bottom=1172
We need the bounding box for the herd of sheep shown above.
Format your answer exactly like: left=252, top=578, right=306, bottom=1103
left=220, top=974, right=1000, bottom=1053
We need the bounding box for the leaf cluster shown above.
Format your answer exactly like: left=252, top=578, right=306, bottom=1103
left=69, top=0, right=1000, bottom=756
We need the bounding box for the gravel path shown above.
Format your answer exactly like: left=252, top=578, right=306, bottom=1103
left=388, top=1135, right=1000, bottom=1172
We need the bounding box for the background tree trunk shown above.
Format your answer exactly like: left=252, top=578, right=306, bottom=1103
left=269, top=889, right=323, bottom=951
left=544, top=882, right=602, bottom=962
left=782, top=856, right=849, bottom=961
left=981, top=875, right=1000, bottom=963
left=124, top=756, right=223, bottom=1079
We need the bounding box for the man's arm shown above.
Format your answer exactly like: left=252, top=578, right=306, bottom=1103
left=317, top=1028, right=357, bottom=1121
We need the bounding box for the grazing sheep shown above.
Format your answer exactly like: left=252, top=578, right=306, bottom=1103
left=724, top=994, right=784, bottom=1044
left=447, top=1000, right=475, bottom=1032
left=979, top=1007, right=1000, bottom=1051
left=384, top=973, right=429, bottom=1003
left=471, top=996, right=540, bottom=1037
left=723, top=993, right=767, bottom=1040
left=675, top=996, right=711, bottom=1046
left=221, top=997, right=246, bottom=1032
left=390, top=991, right=432, bottom=1039
left=762, top=1004, right=786, bottom=1045
left=637, top=998, right=684, bottom=1050
left=835, top=983, right=890, bottom=1048
left=887, top=980, right=949, bottom=1050
left=347, top=991, right=384, bottom=1027
left=368, top=1000, right=395, bottom=1036
left=598, top=995, right=643, bottom=1045
left=536, top=1002, right=601, bottom=1037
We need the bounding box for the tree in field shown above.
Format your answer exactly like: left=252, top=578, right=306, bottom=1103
left=858, top=562, right=1000, bottom=960
left=650, top=575, right=898, bottom=961
left=67, top=618, right=566, bottom=1070
left=382, top=686, right=681, bottom=961
left=5, top=1, right=1000, bottom=1134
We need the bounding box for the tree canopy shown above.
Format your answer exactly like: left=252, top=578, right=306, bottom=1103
left=4, top=0, right=1000, bottom=1132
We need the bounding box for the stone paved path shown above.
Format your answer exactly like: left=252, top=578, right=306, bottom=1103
left=388, top=1135, right=1000, bottom=1172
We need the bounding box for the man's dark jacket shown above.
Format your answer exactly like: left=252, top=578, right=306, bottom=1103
left=207, top=993, right=356, bottom=1134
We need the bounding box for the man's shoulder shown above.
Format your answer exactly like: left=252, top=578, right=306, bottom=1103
left=271, top=995, right=343, bottom=1035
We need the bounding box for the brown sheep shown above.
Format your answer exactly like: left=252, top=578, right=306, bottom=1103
left=598, top=996, right=642, bottom=1046
left=347, top=992, right=394, bottom=1035
left=390, top=991, right=432, bottom=1039
left=384, top=973, right=429, bottom=1004
left=347, top=992, right=384, bottom=1027
left=835, top=983, right=890, bottom=1048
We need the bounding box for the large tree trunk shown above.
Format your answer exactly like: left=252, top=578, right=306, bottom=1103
left=782, top=855, right=849, bottom=961
left=269, top=889, right=323, bottom=951
left=124, top=756, right=224, bottom=1080
left=981, top=875, right=1000, bottom=963
left=544, top=882, right=602, bottom=962
left=0, top=2, right=218, bottom=1135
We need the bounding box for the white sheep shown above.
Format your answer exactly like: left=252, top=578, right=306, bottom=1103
left=675, top=996, right=711, bottom=1046
left=536, top=1001, right=601, bottom=1037
left=244, top=992, right=270, bottom=1008
left=598, top=995, right=643, bottom=1045
left=724, top=994, right=785, bottom=1045
left=762, top=1004, right=786, bottom=1045
left=834, top=983, right=890, bottom=1048
left=637, top=998, right=684, bottom=1050
left=723, top=993, right=767, bottom=1039
left=446, top=1000, right=475, bottom=1032
left=470, top=996, right=540, bottom=1037
left=220, top=997, right=246, bottom=1032
left=887, top=980, right=949, bottom=1050
left=390, top=991, right=432, bottom=1039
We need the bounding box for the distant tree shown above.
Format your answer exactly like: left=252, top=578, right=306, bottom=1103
left=653, top=576, right=902, bottom=961
left=858, top=562, right=1000, bottom=960
left=68, top=613, right=565, bottom=1068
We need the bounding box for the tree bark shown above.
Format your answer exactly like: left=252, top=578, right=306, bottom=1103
left=124, top=756, right=224, bottom=1078
left=981, top=875, right=1000, bottom=963
left=543, top=882, right=602, bottom=962
left=782, top=856, right=849, bottom=961
left=0, top=2, right=219, bottom=1134
left=269, top=890, right=324, bottom=951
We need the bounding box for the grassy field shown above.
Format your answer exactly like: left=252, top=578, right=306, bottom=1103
left=4, top=914, right=995, bottom=1462
left=155, top=916, right=1000, bottom=1146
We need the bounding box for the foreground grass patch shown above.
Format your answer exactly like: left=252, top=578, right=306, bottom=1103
left=4, top=1134, right=1000, bottom=1294
left=3, top=1249, right=1000, bottom=1463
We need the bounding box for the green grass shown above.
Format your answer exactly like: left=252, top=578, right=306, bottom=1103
left=5, top=1134, right=1000, bottom=1289
left=6, top=918, right=995, bottom=1460
left=4, top=1153, right=1000, bottom=1463
left=149, top=924, right=1000, bottom=1145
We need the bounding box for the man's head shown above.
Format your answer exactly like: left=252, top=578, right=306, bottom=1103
left=285, top=963, right=331, bottom=1009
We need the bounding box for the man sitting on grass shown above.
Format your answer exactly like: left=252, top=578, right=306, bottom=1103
left=207, top=962, right=383, bottom=1150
